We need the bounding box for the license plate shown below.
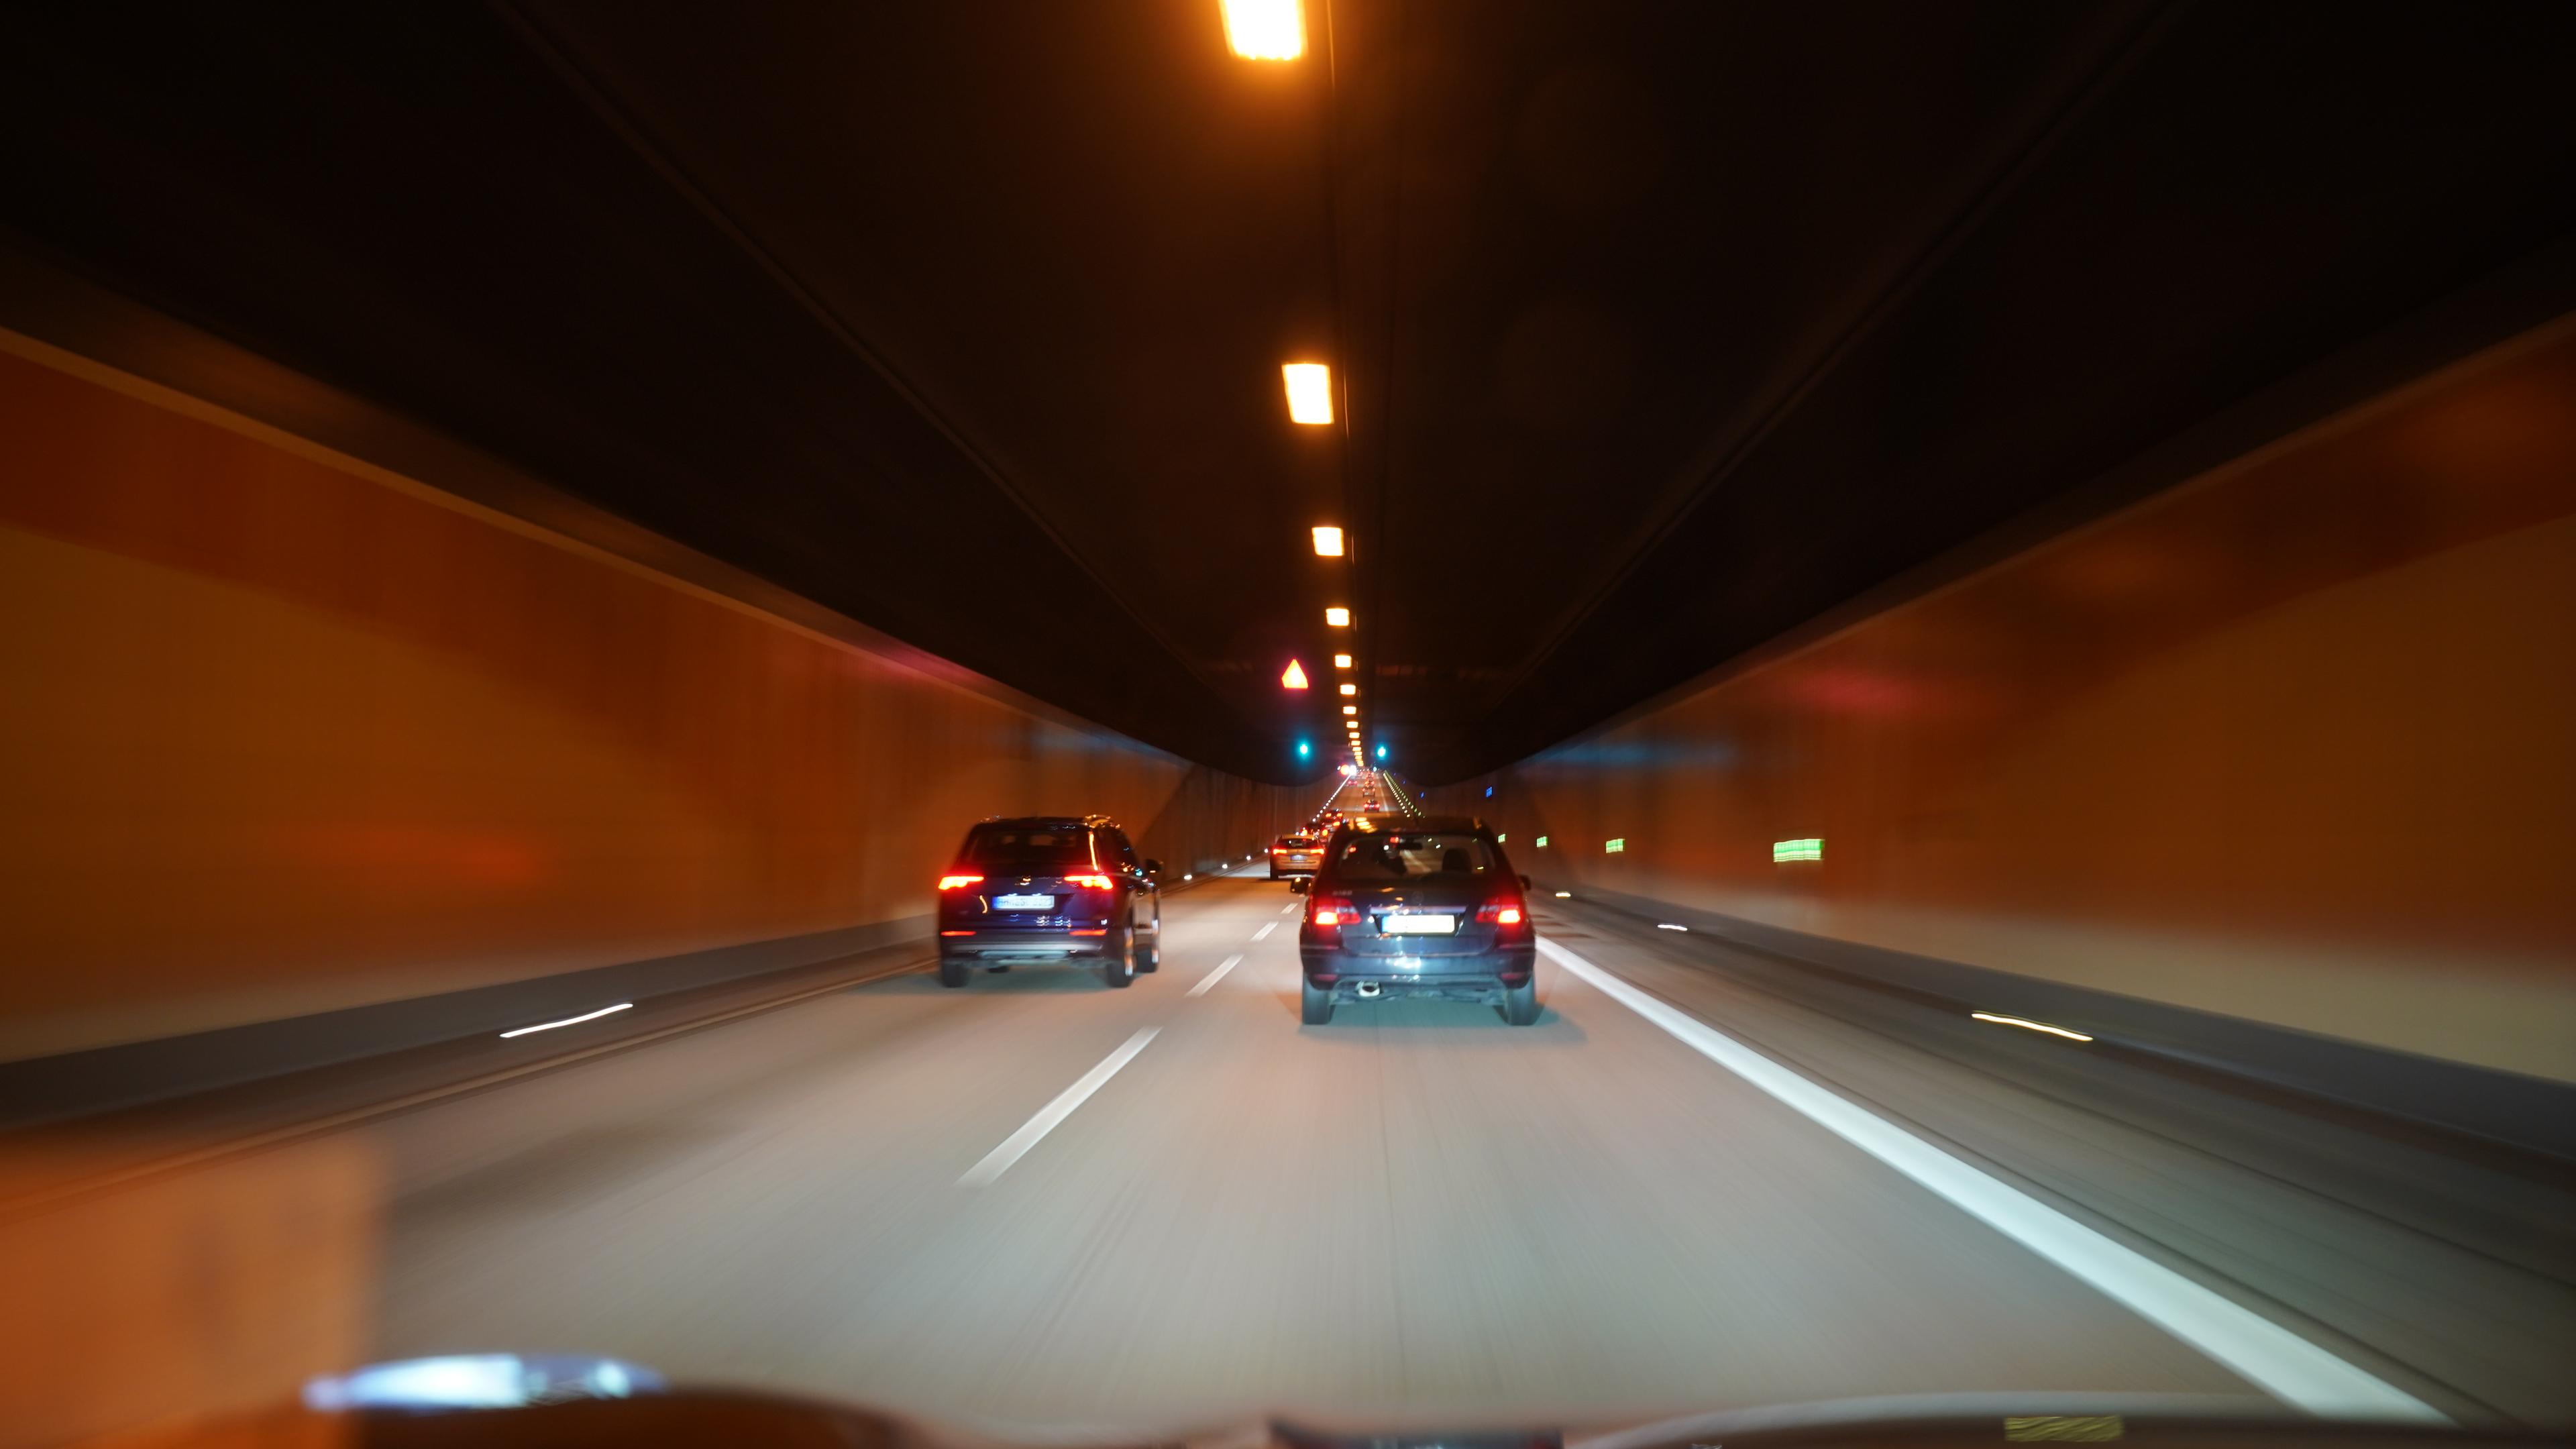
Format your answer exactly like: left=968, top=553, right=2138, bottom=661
left=1382, top=914, right=1456, bottom=935
left=994, top=894, right=1055, bottom=910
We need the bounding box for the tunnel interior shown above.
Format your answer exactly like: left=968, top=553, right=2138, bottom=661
left=1, top=4, right=2573, bottom=1446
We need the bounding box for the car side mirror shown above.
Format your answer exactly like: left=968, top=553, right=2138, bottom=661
left=1519, top=873, right=1533, bottom=890
left=1290, top=877, right=1311, bottom=894
left=1142, top=858, right=1163, bottom=879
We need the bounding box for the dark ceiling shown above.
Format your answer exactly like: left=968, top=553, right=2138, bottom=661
left=5, top=2, right=2574, bottom=784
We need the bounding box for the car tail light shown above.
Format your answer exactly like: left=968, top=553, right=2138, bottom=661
left=1063, top=873, right=1115, bottom=890
left=937, top=873, right=983, bottom=890
left=1307, top=895, right=1354, bottom=930
left=1477, top=894, right=1532, bottom=938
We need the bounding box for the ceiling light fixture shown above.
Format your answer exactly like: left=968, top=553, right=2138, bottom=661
left=1324, top=606, right=1350, bottom=627
left=1222, top=0, right=1305, bottom=61
left=1282, top=363, right=1334, bottom=425
left=1311, top=525, right=1344, bottom=557
left=1333, top=653, right=1352, bottom=668
left=1339, top=683, right=1357, bottom=696
left=1342, top=705, right=1357, bottom=715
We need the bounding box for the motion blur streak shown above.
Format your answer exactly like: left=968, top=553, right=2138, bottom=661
left=497, top=1002, right=632, bottom=1038
left=1971, top=1014, right=2094, bottom=1043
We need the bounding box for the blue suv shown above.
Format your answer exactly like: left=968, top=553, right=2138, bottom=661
left=936, top=816, right=1163, bottom=989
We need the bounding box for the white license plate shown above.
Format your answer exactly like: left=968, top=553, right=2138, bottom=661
left=1382, top=914, right=1456, bottom=935
left=995, top=894, right=1055, bottom=910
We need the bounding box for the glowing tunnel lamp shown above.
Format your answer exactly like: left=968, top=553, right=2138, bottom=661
left=1333, top=653, right=1352, bottom=668
left=1281, top=658, right=1309, bottom=690
left=1311, top=525, right=1345, bottom=557
left=1324, top=606, right=1350, bottom=627
left=1222, top=0, right=1305, bottom=61
left=1773, top=837, right=1824, bottom=863
left=1282, top=362, right=1334, bottom=424
left=1342, top=705, right=1358, bottom=715
left=1338, top=682, right=1356, bottom=696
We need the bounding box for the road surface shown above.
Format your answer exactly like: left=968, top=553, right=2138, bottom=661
left=349, top=871, right=2559, bottom=1435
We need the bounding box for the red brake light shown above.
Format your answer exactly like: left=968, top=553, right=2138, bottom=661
left=1477, top=894, right=1532, bottom=936
left=1308, top=895, right=1354, bottom=928
left=1063, top=873, right=1116, bottom=890
left=938, top=873, right=983, bottom=890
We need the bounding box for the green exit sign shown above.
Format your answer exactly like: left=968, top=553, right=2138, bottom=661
left=1772, top=837, right=1823, bottom=863
left=1535, top=835, right=1549, bottom=848
left=1605, top=838, right=1625, bottom=853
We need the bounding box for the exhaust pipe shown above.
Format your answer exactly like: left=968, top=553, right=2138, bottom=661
left=1354, top=981, right=1383, bottom=999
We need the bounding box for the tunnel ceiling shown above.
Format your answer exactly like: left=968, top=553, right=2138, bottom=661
left=5, top=4, right=2575, bottom=784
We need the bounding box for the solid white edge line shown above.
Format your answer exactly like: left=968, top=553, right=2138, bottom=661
left=1533, top=936, right=2444, bottom=1422
left=958, top=1026, right=1161, bottom=1187
left=497, top=1002, right=633, bottom=1038
left=1250, top=921, right=1277, bottom=941
left=1187, top=953, right=1245, bottom=998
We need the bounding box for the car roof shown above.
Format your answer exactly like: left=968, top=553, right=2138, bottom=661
left=978, top=815, right=1118, bottom=831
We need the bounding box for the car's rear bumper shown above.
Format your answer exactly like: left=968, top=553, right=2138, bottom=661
left=941, top=928, right=1124, bottom=961
left=1299, top=947, right=1534, bottom=1002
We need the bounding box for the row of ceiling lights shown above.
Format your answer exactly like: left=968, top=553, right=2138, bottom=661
left=1226, top=1, right=1373, bottom=773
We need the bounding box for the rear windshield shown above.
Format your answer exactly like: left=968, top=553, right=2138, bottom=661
left=1328, top=830, right=1496, bottom=879
left=963, top=826, right=1100, bottom=868
left=1278, top=836, right=1316, bottom=847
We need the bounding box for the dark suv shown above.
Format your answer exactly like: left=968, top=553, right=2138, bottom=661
left=1297, top=814, right=1537, bottom=1025
left=936, top=816, right=1163, bottom=989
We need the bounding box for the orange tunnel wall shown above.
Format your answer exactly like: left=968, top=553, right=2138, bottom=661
left=0, top=332, right=1307, bottom=1063
left=1439, top=319, right=2576, bottom=1083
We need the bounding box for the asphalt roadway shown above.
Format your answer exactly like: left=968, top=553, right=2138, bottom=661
left=353, top=870, right=2571, bottom=1437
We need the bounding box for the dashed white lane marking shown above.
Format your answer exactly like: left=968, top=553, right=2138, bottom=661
left=1187, top=953, right=1244, bottom=998
left=1250, top=921, right=1277, bottom=941
left=957, top=1026, right=1161, bottom=1187
left=1280, top=902, right=1299, bottom=915
left=1535, top=937, right=2443, bottom=1421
